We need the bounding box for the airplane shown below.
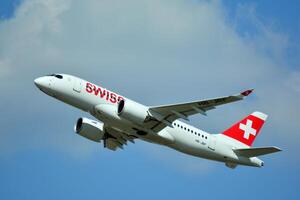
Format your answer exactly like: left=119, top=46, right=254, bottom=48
left=34, top=74, right=281, bottom=169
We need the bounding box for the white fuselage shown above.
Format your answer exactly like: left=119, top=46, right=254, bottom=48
left=34, top=74, right=263, bottom=167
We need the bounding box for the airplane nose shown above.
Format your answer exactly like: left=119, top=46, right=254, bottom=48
left=34, top=77, right=43, bottom=88
left=34, top=77, right=49, bottom=90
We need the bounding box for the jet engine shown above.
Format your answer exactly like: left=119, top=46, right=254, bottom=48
left=117, top=99, right=151, bottom=125
left=74, top=117, right=104, bottom=142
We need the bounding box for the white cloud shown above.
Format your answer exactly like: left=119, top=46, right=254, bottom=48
left=286, top=72, right=300, bottom=93
left=0, top=0, right=299, bottom=166
left=0, top=58, right=12, bottom=78
left=232, top=3, right=290, bottom=64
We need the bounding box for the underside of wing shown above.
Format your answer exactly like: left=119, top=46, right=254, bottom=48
left=104, top=127, right=137, bottom=151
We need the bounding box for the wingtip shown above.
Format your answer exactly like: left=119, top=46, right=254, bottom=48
left=241, top=89, right=254, bottom=97
left=273, top=146, right=283, bottom=152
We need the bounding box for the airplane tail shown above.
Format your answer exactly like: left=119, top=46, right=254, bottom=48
left=222, top=111, right=267, bottom=146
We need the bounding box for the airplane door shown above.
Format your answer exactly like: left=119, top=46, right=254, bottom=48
left=208, top=136, right=216, bottom=151
left=73, top=78, right=82, bottom=93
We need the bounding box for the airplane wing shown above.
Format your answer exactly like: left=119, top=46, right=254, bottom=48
left=146, top=89, right=254, bottom=132
left=104, top=127, right=137, bottom=151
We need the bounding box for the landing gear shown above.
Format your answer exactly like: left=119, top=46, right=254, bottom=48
left=103, top=132, right=108, bottom=148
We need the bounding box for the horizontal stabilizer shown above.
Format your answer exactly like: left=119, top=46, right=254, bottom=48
left=234, top=146, right=282, bottom=158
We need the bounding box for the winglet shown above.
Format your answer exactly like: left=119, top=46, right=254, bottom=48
left=240, top=89, right=254, bottom=97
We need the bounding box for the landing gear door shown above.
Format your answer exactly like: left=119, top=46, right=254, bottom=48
left=73, top=78, right=82, bottom=93
left=208, top=135, right=216, bottom=151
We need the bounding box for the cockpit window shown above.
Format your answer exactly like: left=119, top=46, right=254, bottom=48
left=55, top=75, right=63, bottom=79
left=47, top=74, right=63, bottom=79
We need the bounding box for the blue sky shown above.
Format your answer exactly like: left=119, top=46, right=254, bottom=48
left=0, top=0, right=21, bottom=19
left=223, top=0, right=300, bottom=68
left=0, top=0, right=299, bottom=200
left=224, top=0, right=300, bottom=37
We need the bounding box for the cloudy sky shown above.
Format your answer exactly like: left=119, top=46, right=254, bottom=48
left=0, top=0, right=299, bottom=199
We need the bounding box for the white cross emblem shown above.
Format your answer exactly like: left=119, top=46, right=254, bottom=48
left=239, top=119, right=257, bottom=139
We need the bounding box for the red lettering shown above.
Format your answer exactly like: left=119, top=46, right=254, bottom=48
left=92, top=86, right=107, bottom=99
left=117, top=96, right=124, bottom=102
left=86, top=83, right=93, bottom=93
left=110, top=93, right=117, bottom=103
left=100, top=89, right=106, bottom=98
left=106, top=91, right=110, bottom=101
left=86, top=82, right=123, bottom=104
left=94, top=87, right=101, bottom=96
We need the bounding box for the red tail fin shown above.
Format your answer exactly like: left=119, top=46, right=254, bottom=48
left=222, top=112, right=268, bottom=146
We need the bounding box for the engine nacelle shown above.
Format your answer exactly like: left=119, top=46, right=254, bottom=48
left=74, top=117, right=104, bottom=142
left=117, top=99, right=150, bottom=125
